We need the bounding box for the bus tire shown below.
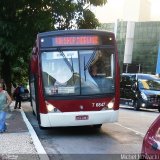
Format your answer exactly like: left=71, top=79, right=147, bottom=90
left=32, top=110, right=36, bottom=116
left=39, top=125, right=48, bottom=130
left=158, top=107, right=160, bottom=113
left=93, top=124, right=102, bottom=129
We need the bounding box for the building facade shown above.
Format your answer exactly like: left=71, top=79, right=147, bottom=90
left=99, top=21, right=160, bottom=74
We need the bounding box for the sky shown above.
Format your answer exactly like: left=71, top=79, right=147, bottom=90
left=151, top=0, right=160, bottom=16
left=93, top=0, right=160, bottom=23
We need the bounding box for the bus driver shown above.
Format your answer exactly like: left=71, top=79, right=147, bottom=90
left=90, top=65, right=98, bottom=77
left=90, top=64, right=113, bottom=93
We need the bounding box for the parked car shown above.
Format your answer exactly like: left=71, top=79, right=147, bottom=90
left=141, top=115, right=160, bottom=159
left=20, top=88, right=30, bottom=101
left=120, top=73, right=160, bottom=112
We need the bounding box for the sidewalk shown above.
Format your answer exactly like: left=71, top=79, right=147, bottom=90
left=0, top=102, right=49, bottom=160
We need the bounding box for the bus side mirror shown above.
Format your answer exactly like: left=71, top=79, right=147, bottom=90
left=31, top=55, right=38, bottom=74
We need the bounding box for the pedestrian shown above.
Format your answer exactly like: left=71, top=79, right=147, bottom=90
left=14, top=84, right=23, bottom=109
left=0, top=82, right=12, bottom=133
left=11, top=82, right=16, bottom=100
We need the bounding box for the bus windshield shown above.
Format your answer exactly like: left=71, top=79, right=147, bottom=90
left=41, top=48, right=115, bottom=96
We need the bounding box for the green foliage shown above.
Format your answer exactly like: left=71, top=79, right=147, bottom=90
left=0, top=0, right=107, bottom=92
left=86, top=0, right=107, bottom=6
left=78, top=9, right=100, bottom=29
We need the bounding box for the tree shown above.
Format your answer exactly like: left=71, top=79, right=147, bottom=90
left=0, top=0, right=107, bottom=94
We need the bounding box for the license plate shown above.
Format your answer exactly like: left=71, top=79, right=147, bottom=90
left=75, top=115, right=89, bottom=120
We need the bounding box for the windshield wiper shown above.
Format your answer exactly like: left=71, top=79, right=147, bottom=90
left=84, top=48, right=97, bottom=71
left=58, top=49, right=74, bottom=73
left=83, top=48, right=98, bottom=81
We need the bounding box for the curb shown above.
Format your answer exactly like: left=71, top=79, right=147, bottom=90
left=20, top=109, right=49, bottom=160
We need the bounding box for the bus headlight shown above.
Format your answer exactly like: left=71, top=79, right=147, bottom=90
left=47, top=103, right=54, bottom=112
left=107, top=99, right=114, bottom=109
left=45, top=101, right=61, bottom=113
left=101, top=98, right=115, bottom=110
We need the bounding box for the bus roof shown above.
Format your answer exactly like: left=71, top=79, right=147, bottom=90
left=37, top=29, right=114, bottom=38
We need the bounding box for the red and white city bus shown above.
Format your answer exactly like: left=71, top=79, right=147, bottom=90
left=29, top=29, right=120, bottom=129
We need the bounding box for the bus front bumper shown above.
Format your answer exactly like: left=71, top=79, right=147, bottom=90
left=40, top=110, right=119, bottom=127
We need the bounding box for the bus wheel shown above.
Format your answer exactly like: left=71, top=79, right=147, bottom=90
left=93, top=124, right=102, bottom=129
left=158, top=107, right=160, bottom=112
left=133, top=100, right=140, bottom=111
left=32, top=110, right=36, bottom=116
left=39, top=125, right=48, bottom=130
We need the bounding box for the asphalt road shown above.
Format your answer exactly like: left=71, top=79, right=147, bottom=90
left=22, top=102, right=159, bottom=160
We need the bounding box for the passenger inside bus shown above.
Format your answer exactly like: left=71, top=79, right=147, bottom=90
left=89, top=64, right=112, bottom=93
left=90, top=65, right=98, bottom=77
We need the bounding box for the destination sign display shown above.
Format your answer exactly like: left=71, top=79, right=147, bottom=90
left=40, top=34, right=114, bottom=47
left=54, top=36, right=99, bottom=46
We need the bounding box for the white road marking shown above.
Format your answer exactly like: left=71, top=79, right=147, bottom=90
left=115, top=122, right=145, bottom=137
